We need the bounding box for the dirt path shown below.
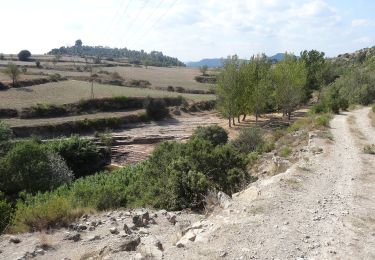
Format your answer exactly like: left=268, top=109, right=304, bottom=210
left=164, top=108, right=375, bottom=259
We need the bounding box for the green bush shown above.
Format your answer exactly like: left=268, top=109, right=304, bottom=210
left=18, top=50, right=31, bottom=61
left=315, top=114, right=331, bottom=127
left=279, top=146, right=292, bottom=157
left=191, top=125, right=228, bottom=146
left=0, top=140, right=73, bottom=196
left=47, top=136, right=108, bottom=178
left=372, top=104, right=375, bottom=113
left=232, top=127, right=264, bottom=154
left=0, top=121, right=12, bottom=143
left=144, top=97, right=169, bottom=120
left=0, top=199, right=12, bottom=233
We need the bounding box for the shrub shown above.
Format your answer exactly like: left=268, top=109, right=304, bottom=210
left=18, top=50, right=31, bottom=61
left=48, top=73, right=62, bottom=81
left=0, top=198, right=12, bottom=233
left=372, top=104, right=375, bottom=113
left=363, top=144, right=375, bottom=155
left=144, top=97, right=169, bottom=120
left=315, top=114, right=331, bottom=127
left=0, top=121, right=12, bottom=143
left=232, top=127, right=264, bottom=154
left=0, top=140, right=73, bottom=195
left=35, top=60, right=41, bottom=68
left=0, top=53, right=4, bottom=60
left=191, top=125, right=228, bottom=146
left=47, top=136, right=108, bottom=178
left=279, top=146, right=292, bottom=157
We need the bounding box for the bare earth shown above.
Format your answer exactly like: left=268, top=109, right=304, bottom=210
left=1, top=108, right=375, bottom=259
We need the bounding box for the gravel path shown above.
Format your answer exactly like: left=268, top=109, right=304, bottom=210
left=164, top=108, right=375, bottom=259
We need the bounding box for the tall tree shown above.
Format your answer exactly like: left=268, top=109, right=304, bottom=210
left=300, top=49, right=325, bottom=99
left=273, top=53, right=307, bottom=120
left=240, top=54, right=272, bottom=123
left=216, top=55, right=241, bottom=127
left=4, top=63, right=21, bottom=86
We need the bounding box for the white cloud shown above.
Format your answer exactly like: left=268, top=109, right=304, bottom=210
left=351, top=19, right=369, bottom=27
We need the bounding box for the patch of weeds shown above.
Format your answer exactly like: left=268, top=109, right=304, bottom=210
left=247, top=205, right=264, bottom=215
left=279, top=146, right=292, bottom=157
left=363, top=144, right=375, bottom=155
left=247, top=152, right=259, bottom=166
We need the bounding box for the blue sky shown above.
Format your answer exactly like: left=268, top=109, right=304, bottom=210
left=0, top=0, right=374, bottom=61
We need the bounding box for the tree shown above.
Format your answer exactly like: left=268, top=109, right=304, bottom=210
left=300, top=50, right=325, bottom=99
left=200, top=65, right=208, bottom=75
left=52, top=53, right=62, bottom=67
left=240, top=54, right=272, bottom=122
left=273, top=53, right=307, bottom=120
left=4, top=63, right=21, bottom=86
left=75, top=39, right=83, bottom=47
left=216, top=55, right=241, bottom=127
left=18, top=50, right=31, bottom=61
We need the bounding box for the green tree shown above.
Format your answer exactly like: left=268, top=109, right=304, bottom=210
left=199, top=65, right=208, bottom=75
left=18, top=50, right=31, bottom=61
left=4, top=63, right=21, bottom=86
left=273, top=53, right=307, bottom=120
left=300, top=50, right=325, bottom=99
left=240, top=54, right=272, bottom=123
left=216, top=55, right=241, bottom=127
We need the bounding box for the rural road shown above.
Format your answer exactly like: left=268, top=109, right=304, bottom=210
left=166, top=107, right=375, bottom=259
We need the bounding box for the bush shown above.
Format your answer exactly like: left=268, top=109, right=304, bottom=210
left=232, top=127, right=264, bottom=154
left=0, top=198, right=12, bottom=233
left=315, top=114, right=331, bottom=127
left=191, top=125, right=228, bottom=146
left=47, top=136, right=108, bottom=178
left=0, top=121, right=12, bottom=143
left=372, top=104, right=375, bottom=113
left=18, top=50, right=31, bottom=61
left=35, top=60, right=41, bottom=68
left=0, top=140, right=73, bottom=195
left=144, top=97, right=169, bottom=120
left=279, top=146, right=292, bottom=157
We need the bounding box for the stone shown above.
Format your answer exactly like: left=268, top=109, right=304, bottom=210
left=64, top=232, right=81, bottom=242
left=123, top=224, right=132, bottom=234
left=217, top=191, right=232, bottom=209
left=112, top=235, right=141, bottom=252
left=9, top=236, right=21, bottom=244
left=87, top=235, right=101, bottom=241
left=110, top=227, right=119, bottom=234
left=133, top=212, right=150, bottom=227
left=138, top=235, right=163, bottom=259
left=166, top=213, right=177, bottom=225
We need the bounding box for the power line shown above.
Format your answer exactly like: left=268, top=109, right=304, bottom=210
left=103, top=0, right=129, bottom=41
left=108, top=0, right=134, bottom=43
left=128, top=0, right=179, bottom=49
left=118, top=0, right=151, bottom=46
left=126, top=0, right=164, bottom=43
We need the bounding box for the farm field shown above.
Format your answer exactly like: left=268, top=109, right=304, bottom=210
left=0, top=80, right=215, bottom=109
left=0, top=71, right=47, bottom=82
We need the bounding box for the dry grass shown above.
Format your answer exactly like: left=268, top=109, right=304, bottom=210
left=369, top=109, right=375, bottom=128
left=0, top=71, right=48, bottom=83
left=0, top=80, right=214, bottom=109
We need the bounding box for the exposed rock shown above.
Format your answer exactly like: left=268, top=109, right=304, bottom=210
left=138, top=235, right=163, bottom=259
left=9, top=236, right=21, bottom=244
left=123, top=224, right=132, bottom=234
left=63, top=232, right=81, bottom=242
left=217, top=191, right=232, bottom=209
left=111, top=235, right=141, bottom=252
left=133, top=211, right=150, bottom=227
left=109, top=227, right=119, bottom=234
left=87, top=235, right=101, bottom=241
left=166, top=213, right=177, bottom=225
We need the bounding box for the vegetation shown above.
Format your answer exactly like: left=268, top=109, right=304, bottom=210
left=8, top=127, right=252, bottom=232
left=200, top=65, right=208, bottom=75
left=4, top=63, right=21, bottom=86
left=0, top=140, right=73, bottom=196
left=191, top=125, right=228, bottom=146
left=48, top=40, right=185, bottom=67
left=18, top=50, right=31, bottom=61
left=143, top=97, right=169, bottom=120
left=363, top=144, right=375, bottom=155
left=232, top=127, right=265, bottom=154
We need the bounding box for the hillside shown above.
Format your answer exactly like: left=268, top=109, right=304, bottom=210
left=186, top=58, right=225, bottom=68
left=48, top=40, right=185, bottom=67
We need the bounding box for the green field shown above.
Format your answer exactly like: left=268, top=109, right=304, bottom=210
left=0, top=80, right=215, bottom=109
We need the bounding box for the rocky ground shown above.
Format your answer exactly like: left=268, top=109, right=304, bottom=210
left=1, top=108, right=375, bottom=259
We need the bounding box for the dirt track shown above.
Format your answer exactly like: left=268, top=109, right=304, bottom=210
left=164, top=107, right=375, bottom=259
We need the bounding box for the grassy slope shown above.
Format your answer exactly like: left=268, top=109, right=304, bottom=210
left=0, top=80, right=215, bottom=109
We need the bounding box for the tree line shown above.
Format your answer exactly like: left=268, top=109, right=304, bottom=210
left=216, top=50, right=331, bottom=127
left=48, top=39, right=185, bottom=67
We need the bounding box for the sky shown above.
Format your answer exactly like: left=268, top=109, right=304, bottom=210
left=0, top=0, right=374, bottom=61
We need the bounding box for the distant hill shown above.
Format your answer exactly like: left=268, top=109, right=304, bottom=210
left=187, top=53, right=299, bottom=68
left=48, top=41, right=185, bottom=67
left=186, top=58, right=225, bottom=68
